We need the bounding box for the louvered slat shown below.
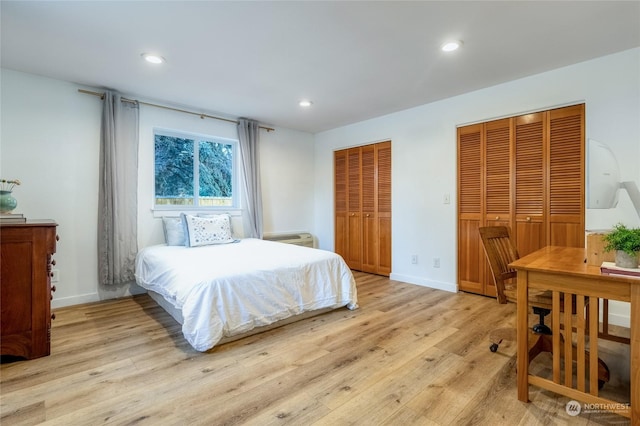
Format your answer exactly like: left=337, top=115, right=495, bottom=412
left=549, top=114, right=582, bottom=215
left=377, top=145, right=392, bottom=214
left=515, top=121, right=544, bottom=215
left=348, top=149, right=361, bottom=211
left=334, top=152, right=347, bottom=213
left=459, top=130, right=481, bottom=214
left=361, top=147, right=375, bottom=212
left=485, top=124, right=510, bottom=215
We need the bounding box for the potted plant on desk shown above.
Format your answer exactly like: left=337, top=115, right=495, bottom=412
left=603, top=223, right=640, bottom=269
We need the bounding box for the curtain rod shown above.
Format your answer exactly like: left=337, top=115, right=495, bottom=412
left=78, top=89, right=275, bottom=132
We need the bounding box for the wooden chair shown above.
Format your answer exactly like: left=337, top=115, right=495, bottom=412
left=479, top=226, right=553, bottom=336
left=478, top=226, right=610, bottom=387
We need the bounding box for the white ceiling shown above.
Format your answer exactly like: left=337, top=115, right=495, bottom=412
left=2, top=1, right=639, bottom=133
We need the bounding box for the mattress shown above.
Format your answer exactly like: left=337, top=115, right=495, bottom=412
left=147, top=290, right=335, bottom=346
left=135, top=238, right=358, bottom=351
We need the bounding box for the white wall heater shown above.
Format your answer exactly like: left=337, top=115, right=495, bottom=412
left=263, top=232, right=314, bottom=248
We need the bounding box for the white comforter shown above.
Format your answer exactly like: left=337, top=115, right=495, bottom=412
left=134, top=238, right=358, bottom=351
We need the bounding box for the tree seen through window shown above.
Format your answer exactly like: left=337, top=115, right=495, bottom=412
left=154, top=132, right=235, bottom=207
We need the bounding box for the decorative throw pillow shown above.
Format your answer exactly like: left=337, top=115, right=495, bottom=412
left=183, top=213, right=234, bottom=247
left=199, top=213, right=235, bottom=238
left=162, top=216, right=187, bottom=246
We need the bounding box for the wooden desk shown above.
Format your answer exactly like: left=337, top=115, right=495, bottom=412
left=510, top=246, right=638, bottom=423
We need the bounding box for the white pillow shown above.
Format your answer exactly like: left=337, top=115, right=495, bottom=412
left=162, top=217, right=187, bottom=246
left=182, top=213, right=234, bottom=247
left=199, top=213, right=235, bottom=238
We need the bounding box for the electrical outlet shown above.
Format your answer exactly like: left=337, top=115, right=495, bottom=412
left=433, top=258, right=440, bottom=268
left=411, top=255, right=418, bottom=264
left=51, top=269, right=60, bottom=283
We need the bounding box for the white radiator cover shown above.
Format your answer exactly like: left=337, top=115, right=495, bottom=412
left=263, top=232, right=314, bottom=248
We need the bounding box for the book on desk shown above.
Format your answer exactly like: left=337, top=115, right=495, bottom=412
left=600, top=261, right=640, bottom=278
left=0, top=213, right=26, bottom=223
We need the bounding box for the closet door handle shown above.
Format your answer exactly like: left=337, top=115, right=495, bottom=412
left=495, top=216, right=500, bottom=220
left=526, top=216, right=531, bottom=222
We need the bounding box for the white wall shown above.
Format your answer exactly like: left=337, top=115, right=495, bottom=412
left=1, top=69, right=102, bottom=306
left=314, top=48, right=640, bottom=325
left=1, top=68, right=316, bottom=307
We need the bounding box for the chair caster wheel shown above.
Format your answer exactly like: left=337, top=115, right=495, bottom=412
left=489, top=343, right=499, bottom=353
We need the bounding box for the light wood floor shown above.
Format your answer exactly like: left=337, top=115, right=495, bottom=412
left=1, top=272, right=631, bottom=425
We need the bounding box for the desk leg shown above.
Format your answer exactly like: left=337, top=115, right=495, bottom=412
left=517, top=270, right=530, bottom=402
left=631, top=285, right=639, bottom=423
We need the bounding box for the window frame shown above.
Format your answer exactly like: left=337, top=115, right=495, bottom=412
left=152, top=128, right=240, bottom=213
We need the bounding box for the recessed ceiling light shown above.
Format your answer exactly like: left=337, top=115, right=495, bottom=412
left=299, top=100, right=313, bottom=107
left=441, top=40, right=463, bottom=52
left=141, top=53, right=165, bottom=64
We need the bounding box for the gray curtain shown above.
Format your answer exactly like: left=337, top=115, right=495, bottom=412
left=98, top=91, right=139, bottom=286
left=237, top=118, right=263, bottom=239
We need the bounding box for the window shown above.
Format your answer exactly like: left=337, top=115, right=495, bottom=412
left=154, top=129, right=238, bottom=209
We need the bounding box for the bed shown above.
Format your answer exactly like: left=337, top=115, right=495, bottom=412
left=134, top=238, right=358, bottom=351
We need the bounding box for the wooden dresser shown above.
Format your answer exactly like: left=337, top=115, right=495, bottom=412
left=1, top=220, right=58, bottom=359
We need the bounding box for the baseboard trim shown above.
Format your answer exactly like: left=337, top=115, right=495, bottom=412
left=51, top=293, right=100, bottom=309
left=51, top=284, right=147, bottom=309
left=606, top=312, right=631, bottom=328
left=390, top=273, right=457, bottom=293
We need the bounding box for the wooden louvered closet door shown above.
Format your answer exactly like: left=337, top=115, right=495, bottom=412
left=361, top=145, right=377, bottom=273
left=334, top=150, right=348, bottom=259
left=334, top=141, right=392, bottom=276
left=457, top=104, right=584, bottom=297
left=548, top=104, right=584, bottom=247
left=457, top=124, right=484, bottom=294
left=515, top=112, right=546, bottom=257
left=377, top=142, right=392, bottom=275
left=347, top=148, right=363, bottom=271
left=483, top=118, right=512, bottom=297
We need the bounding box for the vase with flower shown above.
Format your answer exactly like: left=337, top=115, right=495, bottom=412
left=0, top=179, right=21, bottom=214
